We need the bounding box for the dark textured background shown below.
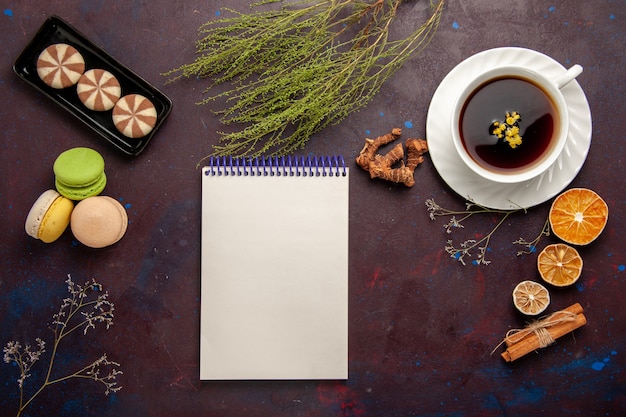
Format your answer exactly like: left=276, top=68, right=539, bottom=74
left=1, top=1, right=624, bottom=416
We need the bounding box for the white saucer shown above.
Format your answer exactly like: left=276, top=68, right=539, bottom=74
left=426, top=47, right=592, bottom=209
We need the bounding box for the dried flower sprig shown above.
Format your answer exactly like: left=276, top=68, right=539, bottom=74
left=425, top=198, right=549, bottom=265
left=3, top=275, right=122, bottom=417
left=513, top=217, right=551, bottom=256
left=164, top=0, right=444, bottom=162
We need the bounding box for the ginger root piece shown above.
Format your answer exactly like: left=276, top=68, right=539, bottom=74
left=356, top=129, right=428, bottom=187
left=356, top=128, right=402, bottom=170
left=405, top=138, right=429, bottom=170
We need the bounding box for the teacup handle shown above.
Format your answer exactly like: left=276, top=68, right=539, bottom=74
left=554, top=64, right=583, bottom=89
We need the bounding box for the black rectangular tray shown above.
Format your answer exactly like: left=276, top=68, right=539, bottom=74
left=13, top=15, right=172, bottom=156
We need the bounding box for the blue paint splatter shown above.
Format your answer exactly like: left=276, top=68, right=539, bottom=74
left=365, top=129, right=371, bottom=135
left=61, top=399, right=84, bottom=415
left=6, top=279, right=58, bottom=320
left=107, top=392, right=119, bottom=405
left=592, top=353, right=616, bottom=371
left=543, top=6, right=556, bottom=19
left=592, top=361, right=605, bottom=371
left=4, top=9, right=13, bottom=17
left=508, top=386, right=547, bottom=407
left=452, top=21, right=460, bottom=29
left=379, top=111, right=384, bottom=117
left=617, top=264, right=625, bottom=272
left=609, top=14, right=615, bottom=20
left=215, top=10, right=221, bottom=16
left=404, top=120, right=413, bottom=129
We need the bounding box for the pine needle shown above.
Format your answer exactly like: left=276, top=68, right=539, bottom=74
left=164, top=0, right=445, bottom=162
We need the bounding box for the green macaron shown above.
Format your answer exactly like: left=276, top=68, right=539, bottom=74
left=53, top=147, right=107, bottom=200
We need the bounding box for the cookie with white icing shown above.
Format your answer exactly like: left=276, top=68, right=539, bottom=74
left=77, top=69, right=122, bottom=111
left=37, top=43, right=85, bottom=89
left=112, top=94, right=157, bottom=138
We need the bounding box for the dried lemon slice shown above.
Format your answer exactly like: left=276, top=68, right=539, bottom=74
left=549, top=188, right=608, bottom=245
left=538, top=243, right=583, bottom=287
left=513, top=280, right=550, bottom=316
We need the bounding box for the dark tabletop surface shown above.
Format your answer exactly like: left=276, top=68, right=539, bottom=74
left=1, top=1, right=624, bottom=416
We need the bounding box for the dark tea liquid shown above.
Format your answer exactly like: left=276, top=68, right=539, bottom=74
left=459, top=76, right=558, bottom=172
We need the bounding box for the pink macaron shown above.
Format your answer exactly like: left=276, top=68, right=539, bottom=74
left=70, top=196, right=128, bottom=248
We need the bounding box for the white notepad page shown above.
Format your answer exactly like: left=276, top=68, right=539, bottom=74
left=200, top=161, right=349, bottom=380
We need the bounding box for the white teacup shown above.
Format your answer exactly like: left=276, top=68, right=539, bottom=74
left=450, top=64, right=582, bottom=183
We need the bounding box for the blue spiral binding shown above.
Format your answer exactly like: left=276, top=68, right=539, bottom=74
left=204, top=155, right=347, bottom=177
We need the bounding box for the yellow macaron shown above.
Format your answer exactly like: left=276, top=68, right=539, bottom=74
left=25, top=189, right=74, bottom=243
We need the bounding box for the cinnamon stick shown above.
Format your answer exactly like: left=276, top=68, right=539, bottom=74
left=501, top=303, right=587, bottom=362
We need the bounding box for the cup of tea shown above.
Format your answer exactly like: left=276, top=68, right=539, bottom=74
left=450, top=64, right=582, bottom=183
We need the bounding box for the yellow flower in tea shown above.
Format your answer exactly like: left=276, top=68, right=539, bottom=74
left=505, top=126, right=522, bottom=148
left=505, top=111, right=521, bottom=125
left=490, top=111, right=523, bottom=149
left=491, top=122, right=505, bottom=139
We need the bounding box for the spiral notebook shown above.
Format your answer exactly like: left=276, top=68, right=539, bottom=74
left=200, top=156, right=349, bottom=380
